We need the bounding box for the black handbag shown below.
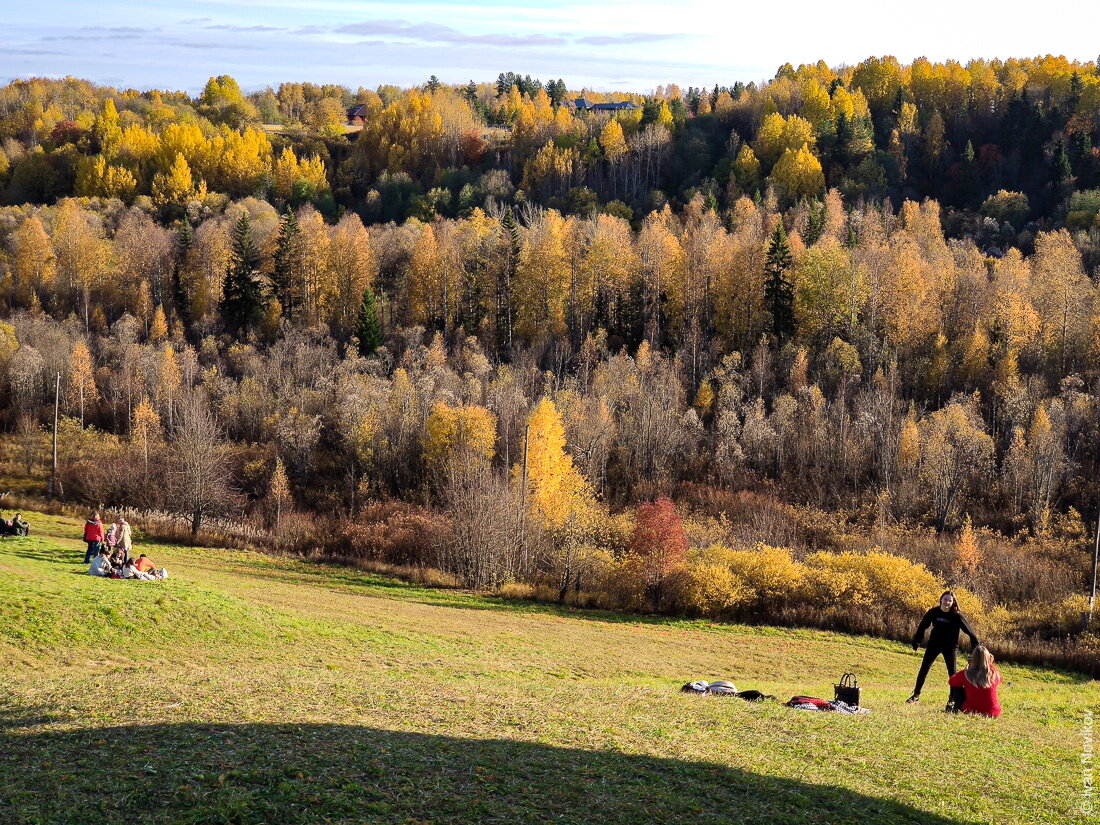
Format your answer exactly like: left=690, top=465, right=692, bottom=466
left=834, top=673, right=861, bottom=707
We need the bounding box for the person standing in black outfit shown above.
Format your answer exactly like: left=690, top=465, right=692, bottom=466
left=907, top=590, right=979, bottom=704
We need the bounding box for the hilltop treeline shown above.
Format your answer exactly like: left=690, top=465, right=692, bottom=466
left=2, top=55, right=1100, bottom=239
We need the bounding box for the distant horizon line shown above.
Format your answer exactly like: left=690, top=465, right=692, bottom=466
left=8, top=53, right=1098, bottom=99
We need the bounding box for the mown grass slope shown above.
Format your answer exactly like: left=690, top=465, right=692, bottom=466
left=0, top=513, right=1092, bottom=825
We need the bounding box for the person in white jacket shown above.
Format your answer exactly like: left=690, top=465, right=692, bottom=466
left=121, top=559, right=156, bottom=580
left=88, top=550, right=112, bottom=576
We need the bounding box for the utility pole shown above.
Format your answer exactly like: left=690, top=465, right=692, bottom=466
left=48, top=371, right=60, bottom=499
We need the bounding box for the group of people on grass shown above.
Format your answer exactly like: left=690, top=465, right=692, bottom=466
left=83, top=512, right=166, bottom=580
left=909, top=590, right=1002, bottom=718
left=0, top=512, right=29, bottom=536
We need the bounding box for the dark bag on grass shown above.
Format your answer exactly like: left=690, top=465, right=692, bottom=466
left=834, top=673, right=861, bottom=707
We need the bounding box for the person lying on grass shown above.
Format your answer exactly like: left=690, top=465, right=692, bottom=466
left=947, top=646, right=1003, bottom=718
left=128, top=554, right=168, bottom=580
left=121, top=559, right=157, bottom=581
left=907, top=590, right=980, bottom=705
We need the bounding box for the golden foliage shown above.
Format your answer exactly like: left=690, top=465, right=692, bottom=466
left=516, top=398, right=592, bottom=529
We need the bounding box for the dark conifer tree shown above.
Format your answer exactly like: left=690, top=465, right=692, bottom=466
left=1053, top=140, right=1073, bottom=184
left=173, top=217, right=193, bottom=330
left=271, top=208, right=302, bottom=322
left=805, top=201, right=825, bottom=246
left=221, top=214, right=265, bottom=333
left=356, top=287, right=383, bottom=356
left=497, top=208, right=521, bottom=358
left=764, top=222, right=795, bottom=344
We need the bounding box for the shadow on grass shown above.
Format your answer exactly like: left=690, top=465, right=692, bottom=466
left=3, top=538, right=86, bottom=567
left=0, top=720, right=976, bottom=825
left=0, top=706, right=60, bottom=731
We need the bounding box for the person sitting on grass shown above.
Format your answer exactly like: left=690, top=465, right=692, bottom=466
left=11, top=513, right=28, bottom=536
left=109, top=546, right=128, bottom=574
left=907, top=590, right=980, bottom=705
left=121, top=558, right=156, bottom=580
left=132, top=556, right=167, bottom=580
left=947, top=645, right=1003, bottom=717
left=88, top=548, right=112, bottom=577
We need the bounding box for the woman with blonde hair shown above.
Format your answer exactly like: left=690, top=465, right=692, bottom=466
left=947, top=645, right=1003, bottom=717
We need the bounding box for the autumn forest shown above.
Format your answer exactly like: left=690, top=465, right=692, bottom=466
left=1, top=56, right=1099, bottom=671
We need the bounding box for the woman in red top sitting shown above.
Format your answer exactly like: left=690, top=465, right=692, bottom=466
left=947, top=645, right=1002, bottom=717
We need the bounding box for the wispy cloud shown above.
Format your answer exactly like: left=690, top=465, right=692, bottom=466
left=81, top=26, right=150, bottom=34
left=204, top=24, right=286, bottom=33
left=576, top=33, right=680, bottom=46
left=43, top=33, right=144, bottom=42
left=335, top=20, right=566, bottom=47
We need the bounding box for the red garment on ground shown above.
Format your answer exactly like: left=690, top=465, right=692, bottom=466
left=948, top=667, right=1003, bottom=717
left=83, top=520, right=104, bottom=542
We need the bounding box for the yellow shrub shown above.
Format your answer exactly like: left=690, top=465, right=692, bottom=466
left=665, top=562, right=751, bottom=618
left=717, top=543, right=805, bottom=606
left=950, top=587, right=985, bottom=622
left=805, top=550, right=943, bottom=616
left=800, top=560, right=874, bottom=608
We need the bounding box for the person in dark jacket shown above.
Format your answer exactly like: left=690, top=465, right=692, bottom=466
left=906, top=590, right=979, bottom=704
left=83, top=512, right=105, bottom=564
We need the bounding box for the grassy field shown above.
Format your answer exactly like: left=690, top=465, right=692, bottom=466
left=0, top=513, right=1093, bottom=825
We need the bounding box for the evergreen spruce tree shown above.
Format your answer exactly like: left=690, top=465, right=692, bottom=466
left=764, top=222, right=795, bottom=343
left=221, top=214, right=265, bottom=333
left=498, top=208, right=521, bottom=358
left=272, top=208, right=302, bottom=322
left=356, top=287, right=382, bottom=356
left=1052, top=140, right=1073, bottom=185
left=173, top=218, right=193, bottom=330
left=1069, top=70, right=1083, bottom=114
left=835, top=112, right=853, bottom=164
left=805, top=201, right=825, bottom=246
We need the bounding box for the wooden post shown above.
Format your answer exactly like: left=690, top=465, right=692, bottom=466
left=1090, top=495, right=1100, bottom=619
left=48, top=372, right=60, bottom=499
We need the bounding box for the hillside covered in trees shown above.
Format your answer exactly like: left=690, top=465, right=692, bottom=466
left=0, top=57, right=1098, bottom=670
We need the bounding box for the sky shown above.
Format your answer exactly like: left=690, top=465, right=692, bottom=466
left=4, top=1, right=1098, bottom=95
